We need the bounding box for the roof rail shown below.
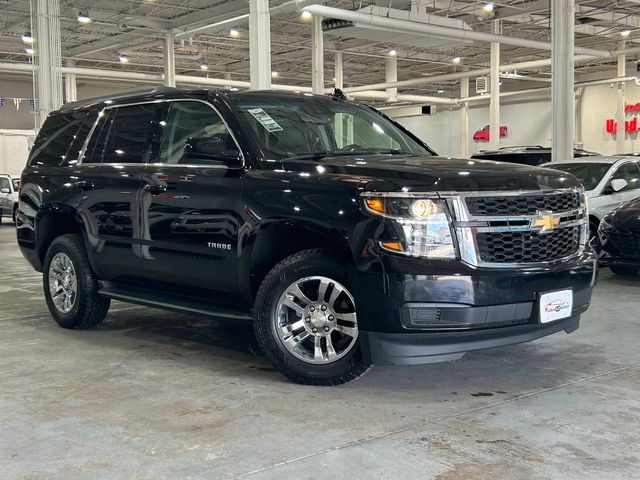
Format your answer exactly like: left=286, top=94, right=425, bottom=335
left=59, top=86, right=179, bottom=112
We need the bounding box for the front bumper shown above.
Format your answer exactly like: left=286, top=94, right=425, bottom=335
left=352, top=251, right=597, bottom=365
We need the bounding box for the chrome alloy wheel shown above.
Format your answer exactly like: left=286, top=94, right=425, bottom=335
left=48, top=252, right=78, bottom=314
left=275, top=276, right=359, bottom=364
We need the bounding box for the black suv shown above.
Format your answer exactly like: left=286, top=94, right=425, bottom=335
left=17, top=88, right=597, bottom=385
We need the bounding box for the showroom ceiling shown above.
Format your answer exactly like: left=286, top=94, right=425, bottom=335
left=0, top=0, right=639, bottom=96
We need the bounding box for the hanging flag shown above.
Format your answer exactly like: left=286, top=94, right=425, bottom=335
left=13, top=98, right=21, bottom=111
left=29, top=98, right=36, bottom=110
left=0, top=97, right=4, bottom=109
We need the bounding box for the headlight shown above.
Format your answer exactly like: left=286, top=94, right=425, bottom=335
left=364, top=195, right=456, bottom=259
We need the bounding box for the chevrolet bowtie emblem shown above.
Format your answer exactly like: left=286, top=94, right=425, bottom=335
left=532, top=212, right=560, bottom=232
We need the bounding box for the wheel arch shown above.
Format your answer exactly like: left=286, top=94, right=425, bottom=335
left=35, top=206, right=85, bottom=265
left=240, top=220, right=354, bottom=302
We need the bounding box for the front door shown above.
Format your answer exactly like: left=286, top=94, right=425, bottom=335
left=602, top=161, right=640, bottom=213
left=138, top=100, right=245, bottom=302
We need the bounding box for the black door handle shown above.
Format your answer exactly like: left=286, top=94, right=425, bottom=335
left=76, top=180, right=94, bottom=190
left=144, top=183, right=167, bottom=195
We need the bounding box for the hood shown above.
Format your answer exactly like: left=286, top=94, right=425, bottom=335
left=608, top=197, right=640, bottom=227
left=278, top=155, right=582, bottom=193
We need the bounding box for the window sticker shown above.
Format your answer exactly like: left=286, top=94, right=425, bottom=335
left=247, top=108, right=283, bottom=132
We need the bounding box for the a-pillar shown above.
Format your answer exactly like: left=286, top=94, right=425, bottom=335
left=616, top=41, right=626, bottom=153
left=551, top=0, right=575, bottom=161
left=311, top=14, right=324, bottom=94
left=489, top=19, right=500, bottom=150
left=34, top=0, right=63, bottom=127
left=64, top=59, right=77, bottom=103
left=164, top=32, right=176, bottom=87
left=249, top=0, right=271, bottom=90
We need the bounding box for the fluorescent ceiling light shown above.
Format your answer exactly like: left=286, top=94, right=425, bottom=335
left=452, top=56, right=461, bottom=64
left=483, top=3, right=494, bottom=14
left=388, top=49, right=397, bottom=57
left=77, top=11, right=92, bottom=24
left=271, top=71, right=278, bottom=77
left=25, top=47, right=34, bottom=55
left=118, top=54, right=129, bottom=64
left=301, top=10, right=312, bottom=20
left=21, top=32, right=33, bottom=44
left=200, top=64, right=208, bottom=70
left=621, top=29, right=631, bottom=37
left=229, top=29, right=240, bottom=38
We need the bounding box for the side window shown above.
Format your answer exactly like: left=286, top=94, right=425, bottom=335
left=0, top=178, right=9, bottom=192
left=158, top=101, right=240, bottom=165
left=28, top=112, right=86, bottom=166
left=611, top=163, right=640, bottom=190
left=86, top=103, right=163, bottom=164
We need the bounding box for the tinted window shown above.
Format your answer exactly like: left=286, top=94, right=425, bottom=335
left=87, top=103, right=162, bottom=164
left=612, top=162, right=640, bottom=190
left=28, top=112, right=86, bottom=166
left=66, top=110, right=97, bottom=165
left=158, top=101, right=239, bottom=165
left=232, top=97, right=429, bottom=161
left=544, top=162, right=611, bottom=191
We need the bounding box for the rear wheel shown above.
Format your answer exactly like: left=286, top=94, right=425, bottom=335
left=610, top=265, right=639, bottom=276
left=43, top=234, right=110, bottom=329
left=12, top=204, right=17, bottom=223
left=254, top=249, right=370, bottom=385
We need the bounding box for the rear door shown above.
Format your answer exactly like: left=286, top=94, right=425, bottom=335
left=76, top=101, right=164, bottom=282
left=138, top=99, right=245, bottom=301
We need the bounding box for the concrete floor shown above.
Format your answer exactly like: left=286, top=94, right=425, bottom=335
left=1, top=221, right=639, bottom=480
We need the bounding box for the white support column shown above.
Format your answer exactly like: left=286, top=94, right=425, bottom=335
left=575, top=87, right=584, bottom=148
left=164, top=32, right=176, bottom=87
left=616, top=40, right=626, bottom=154
left=489, top=19, right=500, bottom=150
left=64, top=59, right=77, bottom=103
left=33, top=0, right=63, bottom=128
left=334, top=50, right=343, bottom=90
left=551, top=0, right=575, bottom=162
left=460, top=74, right=470, bottom=158
left=249, top=0, right=271, bottom=90
left=311, top=15, right=324, bottom=94
left=385, top=56, right=398, bottom=102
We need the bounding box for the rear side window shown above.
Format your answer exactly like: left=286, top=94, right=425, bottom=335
left=28, top=111, right=87, bottom=166
left=86, top=103, right=163, bottom=164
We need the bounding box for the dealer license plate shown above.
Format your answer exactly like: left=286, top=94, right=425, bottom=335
left=539, top=289, right=573, bottom=324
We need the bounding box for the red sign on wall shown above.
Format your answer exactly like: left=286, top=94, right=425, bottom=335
left=606, top=117, right=638, bottom=134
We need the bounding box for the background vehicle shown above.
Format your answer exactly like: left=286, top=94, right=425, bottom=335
left=599, top=198, right=640, bottom=276
left=0, top=174, right=20, bottom=224
left=540, top=156, right=640, bottom=246
left=17, top=88, right=596, bottom=385
left=472, top=125, right=508, bottom=141
left=472, top=145, right=599, bottom=166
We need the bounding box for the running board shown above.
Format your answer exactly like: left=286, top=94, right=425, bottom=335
left=98, top=282, right=252, bottom=321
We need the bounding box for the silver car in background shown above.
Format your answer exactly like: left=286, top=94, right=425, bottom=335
left=540, top=156, right=640, bottom=246
left=0, top=174, right=20, bottom=224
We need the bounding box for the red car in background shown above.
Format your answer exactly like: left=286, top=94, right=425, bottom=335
left=473, top=124, right=508, bottom=141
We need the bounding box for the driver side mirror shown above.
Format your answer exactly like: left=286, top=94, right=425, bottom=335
left=183, top=136, right=241, bottom=166
left=0, top=187, right=9, bottom=194
left=605, top=178, right=628, bottom=194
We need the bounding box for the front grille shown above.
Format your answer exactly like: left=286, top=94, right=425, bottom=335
left=466, top=192, right=581, bottom=216
left=607, top=228, right=640, bottom=258
left=476, top=226, right=581, bottom=263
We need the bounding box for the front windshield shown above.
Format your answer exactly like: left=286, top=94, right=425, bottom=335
left=231, top=95, right=431, bottom=161
left=544, top=162, right=611, bottom=191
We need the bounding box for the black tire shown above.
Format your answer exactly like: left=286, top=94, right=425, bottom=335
left=43, top=233, right=110, bottom=329
left=12, top=204, right=17, bottom=224
left=610, top=265, right=640, bottom=276
left=254, top=249, right=370, bottom=385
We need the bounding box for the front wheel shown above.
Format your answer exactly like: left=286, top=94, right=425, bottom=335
left=43, top=234, right=111, bottom=329
left=254, top=249, right=370, bottom=385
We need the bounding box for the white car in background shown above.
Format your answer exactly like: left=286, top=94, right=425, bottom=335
left=0, top=174, right=20, bottom=224
left=540, top=156, right=640, bottom=245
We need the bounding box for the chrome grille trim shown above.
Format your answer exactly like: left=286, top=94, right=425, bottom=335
left=445, top=188, right=588, bottom=268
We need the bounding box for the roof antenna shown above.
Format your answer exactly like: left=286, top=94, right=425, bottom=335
left=332, top=88, right=346, bottom=100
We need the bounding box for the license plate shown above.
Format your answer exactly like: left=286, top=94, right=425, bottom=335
left=539, top=289, right=573, bottom=324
